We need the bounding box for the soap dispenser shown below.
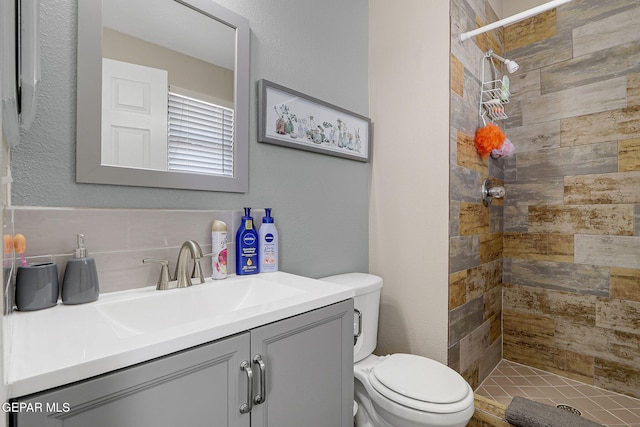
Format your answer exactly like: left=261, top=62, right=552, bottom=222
left=61, top=234, right=100, bottom=304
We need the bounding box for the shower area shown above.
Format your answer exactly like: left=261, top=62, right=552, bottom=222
left=449, top=0, right=640, bottom=424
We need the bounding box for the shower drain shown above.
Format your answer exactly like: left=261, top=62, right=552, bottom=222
left=556, top=404, right=582, bottom=416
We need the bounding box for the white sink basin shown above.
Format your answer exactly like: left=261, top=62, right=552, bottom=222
left=96, top=276, right=305, bottom=336
left=7, top=271, right=354, bottom=399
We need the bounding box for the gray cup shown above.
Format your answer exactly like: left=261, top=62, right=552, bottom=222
left=15, top=263, right=59, bottom=311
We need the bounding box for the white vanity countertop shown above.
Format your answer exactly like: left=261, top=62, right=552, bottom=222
left=5, top=272, right=354, bottom=398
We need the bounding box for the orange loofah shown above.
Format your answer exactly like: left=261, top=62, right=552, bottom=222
left=474, top=123, right=506, bottom=158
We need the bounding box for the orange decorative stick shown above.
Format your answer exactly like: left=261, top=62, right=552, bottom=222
left=3, top=234, right=12, bottom=255
left=13, top=234, right=27, bottom=267
left=3, top=235, right=13, bottom=267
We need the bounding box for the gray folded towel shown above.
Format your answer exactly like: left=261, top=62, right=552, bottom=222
left=505, top=396, right=605, bottom=427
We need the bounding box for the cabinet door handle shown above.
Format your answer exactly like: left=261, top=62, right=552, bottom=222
left=239, top=360, right=253, bottom=414
left=253, top=354, right=266, bottom=405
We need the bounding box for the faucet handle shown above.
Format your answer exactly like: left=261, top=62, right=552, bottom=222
left=143, top=259, right=172, bottom=290
left=193, top=252, right=216, bottom=284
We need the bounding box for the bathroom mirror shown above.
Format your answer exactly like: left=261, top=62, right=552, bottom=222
left=76, top=0, right=249, bottom=192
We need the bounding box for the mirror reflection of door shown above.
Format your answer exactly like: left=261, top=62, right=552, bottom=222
left=101, top=0, right=235, bottom=175
left=101, top=58, right=168, bottom=170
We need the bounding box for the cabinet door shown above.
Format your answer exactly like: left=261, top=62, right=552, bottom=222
left=13, top=333, right=251, bottom=427
left=250, top=300, right=354, bottom=427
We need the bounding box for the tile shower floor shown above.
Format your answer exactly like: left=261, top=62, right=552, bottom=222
left=476, top=360, right=640, bottom=426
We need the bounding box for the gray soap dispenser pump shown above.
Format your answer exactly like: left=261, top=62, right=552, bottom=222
left=61, top=234, right=100, bottom=304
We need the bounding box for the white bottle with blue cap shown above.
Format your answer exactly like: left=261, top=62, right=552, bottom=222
left=259, top=208, right=278, bottom=273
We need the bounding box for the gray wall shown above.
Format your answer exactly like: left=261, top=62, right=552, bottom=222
left=10, top=0, right=370, bottom=278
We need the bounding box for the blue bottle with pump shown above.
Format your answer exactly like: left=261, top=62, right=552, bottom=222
left=236, top=207, right=259, bottom=275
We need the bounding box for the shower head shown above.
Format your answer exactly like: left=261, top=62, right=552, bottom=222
left=488, top=50, right=520, bottom=74
left=504, top=59, right=519, bottom=74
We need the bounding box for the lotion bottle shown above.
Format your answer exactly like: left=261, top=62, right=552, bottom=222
left=211, top=220, right=227, bottom=279
left=235, top=208, right=258, bottom=275
left=259, top=208, right=278, bottom=273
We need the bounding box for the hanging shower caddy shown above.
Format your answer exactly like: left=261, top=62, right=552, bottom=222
left=479, top=49, right=509, bottom=124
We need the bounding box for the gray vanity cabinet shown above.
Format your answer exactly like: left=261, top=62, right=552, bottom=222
left=250, top=299, right=354, bottom=427
left=12, top=300, right=353, bottom=427
left=12, top=332, right=251, bottom=427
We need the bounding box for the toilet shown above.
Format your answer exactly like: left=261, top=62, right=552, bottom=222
left=321, top=273, right=474, bottom=427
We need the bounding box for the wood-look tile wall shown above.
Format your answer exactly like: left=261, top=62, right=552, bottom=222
left=503, top=0, right=640, bottom=399
left=449, top=0, right=504, bottom=389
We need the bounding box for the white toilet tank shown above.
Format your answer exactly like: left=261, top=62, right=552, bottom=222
left=320, top=273, right=382, bottom=362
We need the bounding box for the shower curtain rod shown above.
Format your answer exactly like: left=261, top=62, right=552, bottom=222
left=459, top=0, right=572, bottom=42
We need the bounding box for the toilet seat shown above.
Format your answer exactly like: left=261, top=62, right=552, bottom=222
left=369, top=354, right=472, bottom=414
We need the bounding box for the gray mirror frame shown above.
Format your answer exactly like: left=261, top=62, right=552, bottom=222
left=76, top=0, right=249, bottom=192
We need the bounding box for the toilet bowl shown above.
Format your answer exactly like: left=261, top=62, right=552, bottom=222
left=320, top=273, right=475, bottom=427
left=354, top=354, right=474, bottom=427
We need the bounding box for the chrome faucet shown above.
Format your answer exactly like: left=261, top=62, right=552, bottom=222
left=174, top=240, right=206, bottom=288
left=143, top=240, right=213, bottom=290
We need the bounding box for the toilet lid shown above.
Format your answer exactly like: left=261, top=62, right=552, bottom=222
left=371, top=354, right=470, bottom=406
